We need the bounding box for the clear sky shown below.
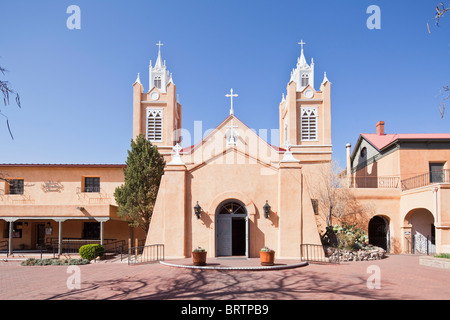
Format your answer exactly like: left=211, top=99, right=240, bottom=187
left=0, top=0, right=448, bottom=168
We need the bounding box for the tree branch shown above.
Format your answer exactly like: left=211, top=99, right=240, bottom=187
left=0, top=65, right=21, bottom=139
left=435, top=2, right=450, bottom=25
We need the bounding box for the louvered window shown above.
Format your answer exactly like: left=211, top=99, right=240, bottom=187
left=147, top=109, right=163, bottom=142
left=301, top=73, right=309, bottom=87
left=301, top=107, right=318, bottom=141
left=154, top=76, right=161, bottom=89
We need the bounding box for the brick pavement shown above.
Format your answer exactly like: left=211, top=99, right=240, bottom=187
left=0, top=254, right=449, bottom=301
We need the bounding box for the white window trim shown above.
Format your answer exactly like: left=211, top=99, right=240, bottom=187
left=146, top=108, right=163, bottom=142
left=300, top=106, right=318, bottom=141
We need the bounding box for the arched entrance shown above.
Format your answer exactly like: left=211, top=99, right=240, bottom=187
left=215, top=200, right=248, bottom=257
left=368, top=216, right=389, bottom=252
left=404, top=208, right=435, bottom=254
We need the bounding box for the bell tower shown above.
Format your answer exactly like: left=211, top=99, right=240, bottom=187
left=279, top=41, right=332, bottom=164
left=133, top=42, right=182, bottom=158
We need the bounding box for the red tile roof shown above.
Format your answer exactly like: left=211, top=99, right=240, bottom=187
left=362, top=133, right=450, bottom=150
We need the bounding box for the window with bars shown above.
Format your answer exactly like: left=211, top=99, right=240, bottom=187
left=301, top=107, right=318, bottom=141
left=84, top=177, right=100, bottom=193
left=7, top=179, right=24, bottom=195
left=147, top=109, right=163, bottom=142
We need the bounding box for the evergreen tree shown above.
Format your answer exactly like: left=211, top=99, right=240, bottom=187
left=114, top=134, right=165, bottom=234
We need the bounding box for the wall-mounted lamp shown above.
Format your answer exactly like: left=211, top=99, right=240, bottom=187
left=76, top=207, right=84, bottom=211
left=263, top=200, right=271, bottom=219
left=194, top=201, right=202, bottom=220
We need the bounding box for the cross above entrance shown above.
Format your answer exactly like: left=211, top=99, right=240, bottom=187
left=225, top=88, right=238, bottom=115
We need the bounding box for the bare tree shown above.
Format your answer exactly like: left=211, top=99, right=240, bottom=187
left=0, top=65, right=21, bottom=139
left=306, top=161, right=372, bottom=241
left=428, top=3, right=449, bottom=117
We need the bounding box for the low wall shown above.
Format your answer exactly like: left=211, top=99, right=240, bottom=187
left=419, top=256, right=450, bottom=270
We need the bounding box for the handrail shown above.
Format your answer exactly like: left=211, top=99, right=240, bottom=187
left=49, top=238, right=118, bottom=255
left=91, top=240, right=127, bottom=263
left=128, top=244, right=164, bottom=265
left=350, top=176, right=400, bottom=189
left=401, top=169, right=450, bottom=191
left=0, top=240, right=8, bottom=258
left=300, top=244, right=340, bottom=264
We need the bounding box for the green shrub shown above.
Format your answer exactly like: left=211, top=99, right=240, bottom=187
left=79, top=244, right=104, bottom=260
left=434, top=253, right=450, bottom=259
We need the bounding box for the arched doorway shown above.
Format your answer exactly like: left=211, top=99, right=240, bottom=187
left=405, top=208, right=435, bottom=254
left=368, top=216, right=389, bottom=252
left=215, top=200, right=248, bottom=257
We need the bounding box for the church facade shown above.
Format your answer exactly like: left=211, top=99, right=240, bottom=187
left=138, top=44, right=331, bottom=259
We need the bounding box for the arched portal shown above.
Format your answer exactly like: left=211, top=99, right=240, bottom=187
left=404, top=208, right=435, bottom=254
left=215, top=199, right=248, bottom=257
left=368, top=216, right=390, bottom=252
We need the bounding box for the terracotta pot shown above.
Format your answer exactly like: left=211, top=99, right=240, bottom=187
left=192, top=251, right=207, bottom=266
left=260, top=251, right=275, bottom=266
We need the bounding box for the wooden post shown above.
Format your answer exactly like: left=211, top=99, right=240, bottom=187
left=8, top=221, right=13, bottom=256
left=128, top=238, right=131, bottom=261
left=58, top=220, right=63, bottom=257
left=100, top=220, right=104, bottom=246
left=135, top=238, right=138, bottom=260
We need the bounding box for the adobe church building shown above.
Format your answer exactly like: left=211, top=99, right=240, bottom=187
left=1, top=43, right=449, bottom=259
left=136, top=43, right=327, bottom=259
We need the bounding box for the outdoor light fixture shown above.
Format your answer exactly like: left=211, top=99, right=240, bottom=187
left=194, top=201, right=202, bottom=220
left=76, top=207, right=84, bottom=211
left=263, top=200, right=271, bottom=219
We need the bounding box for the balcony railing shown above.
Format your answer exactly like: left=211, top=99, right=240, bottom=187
left=350, top=176, right=400, bottom=189
left=401, top=169, right=450, bottom=191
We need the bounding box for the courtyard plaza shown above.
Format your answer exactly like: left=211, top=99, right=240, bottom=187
left=0, top=254, right=448, bottom=301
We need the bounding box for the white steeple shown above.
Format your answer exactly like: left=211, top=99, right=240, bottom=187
left=290, top=40, right=315, bottom=92
left=149, top=41, right=170, bottom=93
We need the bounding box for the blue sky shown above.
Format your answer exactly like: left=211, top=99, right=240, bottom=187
left=0, top=0, right=448, bottom=168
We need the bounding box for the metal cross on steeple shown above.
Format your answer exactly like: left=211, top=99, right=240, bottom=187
left=225, top=88, right=238, bottom=115
left=156, top=41, right=164, bottom=51
left=298, top=40, right=306, bottom=51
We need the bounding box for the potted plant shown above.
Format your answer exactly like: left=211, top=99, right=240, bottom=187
left=260, top=246, right=275, bottom=266
left=192, top=247, right=207, bottom=266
